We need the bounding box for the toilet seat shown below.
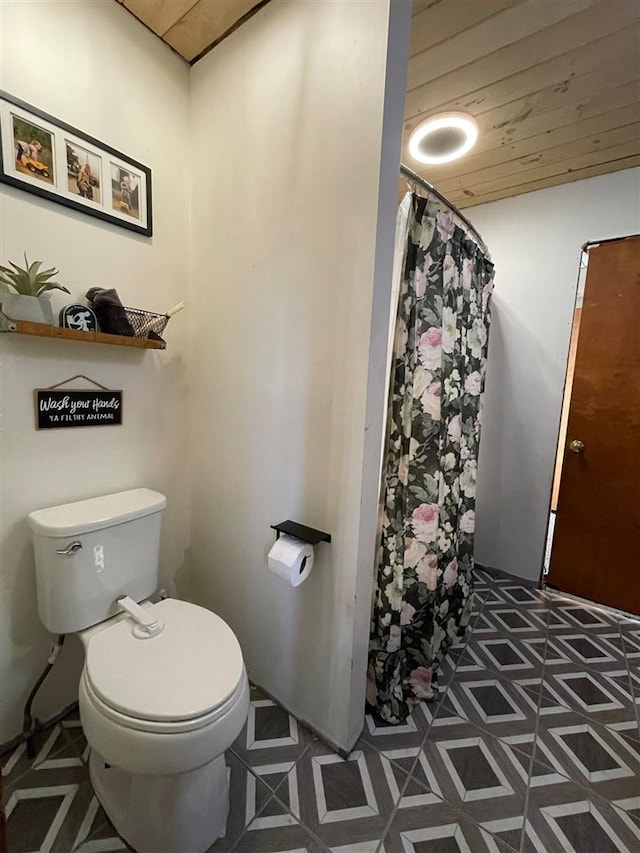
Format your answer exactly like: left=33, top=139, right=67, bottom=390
left=84, top=598, right=245, bottom=726
left=81, top=668, right=247, bottom=734
left=79, top=665, right=250, bottom=776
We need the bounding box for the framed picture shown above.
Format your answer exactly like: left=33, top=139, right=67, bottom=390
left=0, top=90, right=152, bottom=237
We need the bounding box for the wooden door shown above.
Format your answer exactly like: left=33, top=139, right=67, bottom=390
left=547, top=235, right=640, bottom=615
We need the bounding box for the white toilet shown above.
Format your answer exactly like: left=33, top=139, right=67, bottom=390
left=28, top=488, right=249, bottom=853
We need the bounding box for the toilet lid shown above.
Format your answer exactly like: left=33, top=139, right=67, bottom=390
left=85, top=599, right=245, bottom=722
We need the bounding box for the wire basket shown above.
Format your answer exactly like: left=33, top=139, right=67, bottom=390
left=123, top=307, right=168, bottom=341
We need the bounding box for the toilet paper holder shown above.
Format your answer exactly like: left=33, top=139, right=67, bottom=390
left=270, top=520, right=331, bottom=545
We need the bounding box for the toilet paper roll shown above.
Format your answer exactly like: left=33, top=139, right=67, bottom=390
left=267, top=534, right=314, bottom=587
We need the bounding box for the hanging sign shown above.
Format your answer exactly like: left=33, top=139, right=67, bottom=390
left=34, top=375, right=122, bottom=429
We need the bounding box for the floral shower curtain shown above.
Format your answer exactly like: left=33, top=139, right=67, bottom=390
left=368, top=193, right=495, bottom=724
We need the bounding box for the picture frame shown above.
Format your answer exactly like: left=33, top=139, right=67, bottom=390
left=0, top=90, right=152, bottom=237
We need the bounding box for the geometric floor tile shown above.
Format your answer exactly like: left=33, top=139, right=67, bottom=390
left=541, top=800, right=631, bottom=852
left=442, top=676, right=539, bottom=744
left=361, top=707, right=430, bottom=753
left=613, top=797, right=640, bottom=840
left=231, top=685, right=313, bottom=770
left=499, top=734, right=569, bottom=789
left=3, top=567, right=638, bottom=853
left=460, top=680, right=526, bottom=724
left=285, top=738, right=400, bottom=850
left=490, top=609, right=546, bottom=634
left=513, top=676, right=571, bottom=717
left=231, top=821, right=329, bottom=852
left=72, top=795, right=129, bottom=851
left=1, top=718, right=86, bottom=793
left=556, top=634, right=618, bottom=666
left=552, top=671, right=626, bottom=714
left=501, top=585, right=546, bottom=605
left=379, top=748, right=442, bottom=808
left=603, top=671, right=638, bottom=703
left=559, top=604, right=616, bottom=629
left=620, top=631, right=640, bottom=660
left=5, top=783, right=79, bottom=853
left=416, top=721, right=528, bottom=843
left=469, top=612, right=500, bottom=635
left=436, top=737, right=514, bottom=802
left=535, top=713, right=640, bottom=807
left=547, top=611, right=575, bottom=632
left=523, top=778, right=640, bottom=853
left=381, top=795, right=516, bottom=853
left=477, top=638, right=538, bottom=672
left=549, top=723, right=634, bottom=783
left=248, top=699, right=299, bottom=749
left=311, top=752, right=378, bottom=823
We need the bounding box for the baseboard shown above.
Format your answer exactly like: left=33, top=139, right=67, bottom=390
left=474, top=561, right=542, bottom=590
left=250, top=681, right=352, bottom=757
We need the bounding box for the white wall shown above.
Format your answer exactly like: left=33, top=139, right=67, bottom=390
left=188, top=0, right=410, bottom=752
left=469, top=168, right=640, bottom=582
left=0, top=0, right=191, bottom=742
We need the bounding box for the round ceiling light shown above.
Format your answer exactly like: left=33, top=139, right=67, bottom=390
left=408, top=112, right=478, bottom=165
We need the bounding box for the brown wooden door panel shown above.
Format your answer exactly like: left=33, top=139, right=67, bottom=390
left=548, top=235, right=640, bottom=615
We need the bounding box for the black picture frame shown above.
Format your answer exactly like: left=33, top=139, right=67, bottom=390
left=0, top=90, right=152, bottom=237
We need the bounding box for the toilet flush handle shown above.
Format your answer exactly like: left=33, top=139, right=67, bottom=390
left=117, top=595, right=164, bottom=639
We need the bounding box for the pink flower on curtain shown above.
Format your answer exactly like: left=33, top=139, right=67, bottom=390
left=404, top=538, right=427, bottom=568
left=421, top=381, right=442, bottom=420
left=411, top=504, right=438, bottom=542
left=436, top=211, right=455, bottom=242
left=418, top=327, right=442, bottom=370
left=386, top=624, right=401, bottom=652
left=409, top=666, right=433, bottom=699
left=416, top=554, right=438, bottom=589
left=460, top=510, right=475, bottom=533
left=462, top=257, right=474, bottom=290
left=400, top=601, right=416, bottom=625
left=443, top=558, right=459, bottom=588
left=447, top=413, right=462, bottom=443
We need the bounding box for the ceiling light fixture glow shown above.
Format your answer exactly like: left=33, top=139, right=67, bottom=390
left=408, top=112, right=478, bottom=165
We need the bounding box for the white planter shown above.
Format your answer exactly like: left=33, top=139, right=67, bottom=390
left=0, top=293, right=53, bottom=325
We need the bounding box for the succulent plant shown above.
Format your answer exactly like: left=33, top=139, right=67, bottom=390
left=0, top=254, right=70, bottom=297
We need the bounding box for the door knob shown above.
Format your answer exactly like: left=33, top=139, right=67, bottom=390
left=568, top=439, right=585, bottom=454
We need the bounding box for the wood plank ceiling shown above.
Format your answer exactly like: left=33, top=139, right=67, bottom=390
left=116, top=0, right=639, bottom=207
left=115, top=0, right=264, bottom=63
left=406, top=0, right=640, bottom=208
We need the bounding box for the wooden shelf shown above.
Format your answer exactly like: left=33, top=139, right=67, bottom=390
left=1, top=318, right=166, bottom=350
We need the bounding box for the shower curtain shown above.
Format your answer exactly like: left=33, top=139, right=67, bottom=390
left=368, top=192, right=495, bottom=724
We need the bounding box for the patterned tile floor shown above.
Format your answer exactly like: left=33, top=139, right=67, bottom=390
left=3, top=569, right=640, bottom=852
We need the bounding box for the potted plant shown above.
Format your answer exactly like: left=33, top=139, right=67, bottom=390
left=0, top=254, right=70, bottom=325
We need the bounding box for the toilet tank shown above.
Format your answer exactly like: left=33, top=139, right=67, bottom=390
left=28, top=489, right=167, bottom=634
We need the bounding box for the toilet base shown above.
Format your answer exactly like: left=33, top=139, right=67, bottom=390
left=89, top=748, right=229, bottom=853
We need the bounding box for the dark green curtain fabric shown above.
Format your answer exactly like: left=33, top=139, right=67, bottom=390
left=368, top=194, right=495, bottom=723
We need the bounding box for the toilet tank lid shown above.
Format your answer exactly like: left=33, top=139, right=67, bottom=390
left=28, top=489, right=167, bottom=537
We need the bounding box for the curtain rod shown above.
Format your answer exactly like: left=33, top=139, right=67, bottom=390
left=400, top=163, right=488, bottom=253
